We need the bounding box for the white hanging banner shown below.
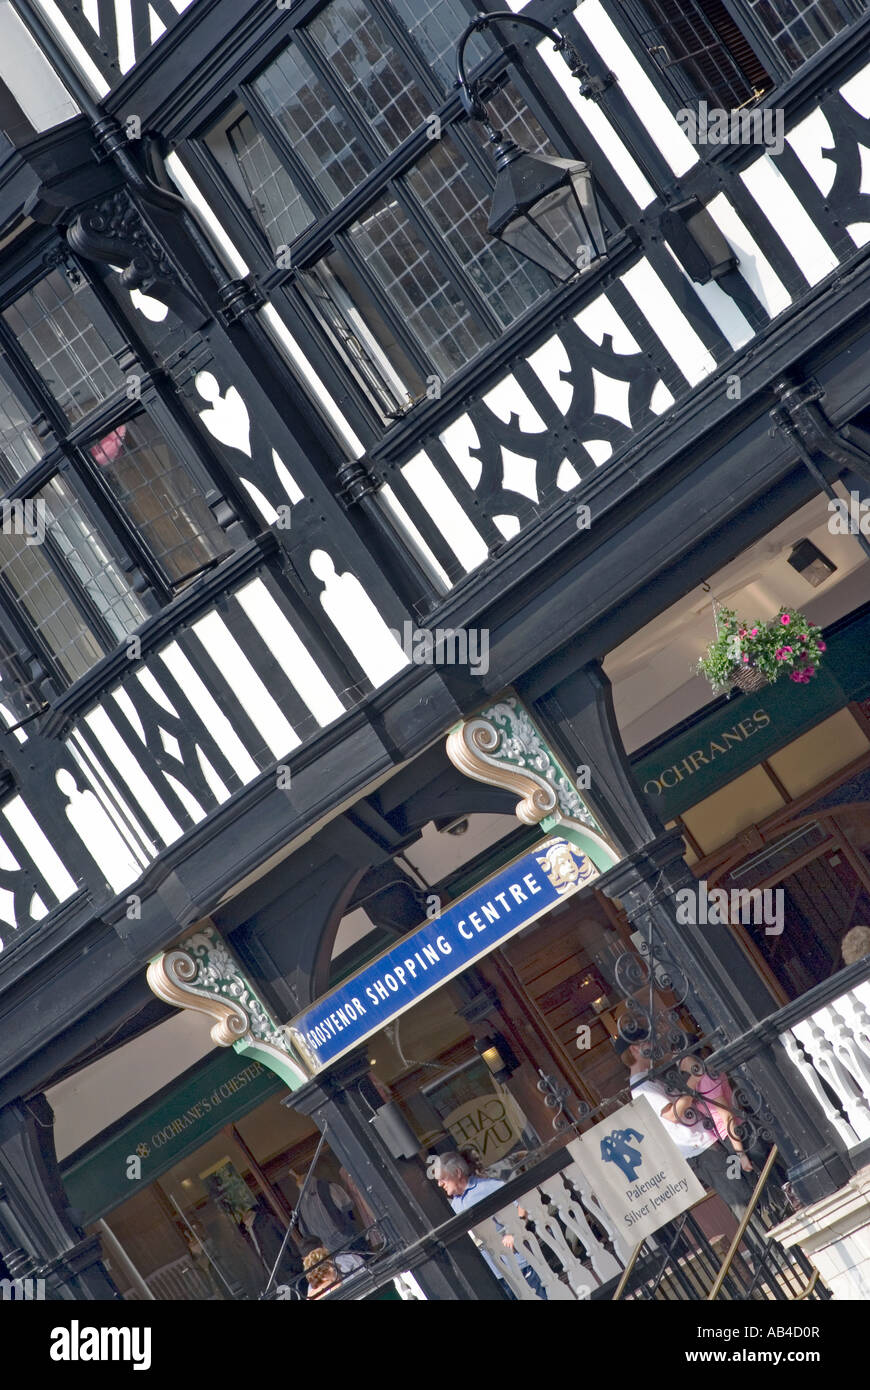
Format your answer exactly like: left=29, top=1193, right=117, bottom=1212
left=568, top=1096, right=705, bottom=1243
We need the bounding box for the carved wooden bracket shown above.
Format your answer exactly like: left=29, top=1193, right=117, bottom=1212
left=446, top=694, right=621, bottom=872
left=146, top=925, right=308, bottom=1088
left=146, top=948, right=249, bottom=1046
left=447, top=715, right=557, bottom=825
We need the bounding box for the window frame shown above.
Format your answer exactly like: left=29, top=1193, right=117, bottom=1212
left=0, top=253, right=241, bottom=698
left=613, top=0, right=867, bottom=112
left=187, top=0, right=608, bottom=431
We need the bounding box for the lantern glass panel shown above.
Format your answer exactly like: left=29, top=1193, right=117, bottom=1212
left=498, top=184, right=597, bottom=281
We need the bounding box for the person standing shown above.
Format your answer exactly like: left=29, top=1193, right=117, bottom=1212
left=237, top=1198, right=304, bottom=1295
left=287, top=1169, right=357, bottom=1253
left=615, top=1036, right=755, bottom=1222
left=431, top=1150, right=548, bottom=1300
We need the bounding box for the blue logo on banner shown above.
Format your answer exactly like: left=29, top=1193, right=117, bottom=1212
left=288, top=837, right=595, bottom=1074
left=600, top=1128, right=646, bottom=1182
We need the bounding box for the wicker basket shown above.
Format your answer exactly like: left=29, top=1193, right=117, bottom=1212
left=731, top=662, right=769, bottom=694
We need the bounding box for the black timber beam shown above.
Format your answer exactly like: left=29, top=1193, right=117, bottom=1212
left=1, top=253, right=870, bottom=1094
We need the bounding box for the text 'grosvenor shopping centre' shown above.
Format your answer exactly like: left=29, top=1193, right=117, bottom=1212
left=300, top=873, right=545, bottom=1053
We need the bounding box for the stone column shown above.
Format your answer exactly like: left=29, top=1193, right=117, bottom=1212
left=286, top=1049, right=505, bottom=1300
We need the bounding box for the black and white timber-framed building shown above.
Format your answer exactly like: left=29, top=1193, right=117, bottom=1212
left=0, top=0, right=868, bottom=1304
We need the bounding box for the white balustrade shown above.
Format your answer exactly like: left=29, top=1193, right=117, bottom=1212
left=783, top=982, right=870, bottom=1149
left=470, top=1156, right=628, bottom=1301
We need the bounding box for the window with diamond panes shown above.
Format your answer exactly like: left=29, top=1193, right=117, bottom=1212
left=201, top=0, right=595, bottom=422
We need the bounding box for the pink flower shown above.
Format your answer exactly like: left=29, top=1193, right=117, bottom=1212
left=742, top=654, right=750, bottom=663
left=781, top=613, right=791, bottom=625
left=800, top=633, right=808, bottom=642
left=817, top=641, right=826, bottom=652
left=775, top=646, right=793, bottom=659
left=738, top=629, right=747, bottom=638
left=749, top=628, right=758, bottom=637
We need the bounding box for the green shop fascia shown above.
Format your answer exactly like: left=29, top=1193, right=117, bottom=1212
left=631, top=604, right=870, bottom=821
left=61, top=1049, right=282, bottom=1225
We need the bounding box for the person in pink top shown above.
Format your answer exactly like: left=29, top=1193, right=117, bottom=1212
left=677, top=1056, right=754, bottom=1174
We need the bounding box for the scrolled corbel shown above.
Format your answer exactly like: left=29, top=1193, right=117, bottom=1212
left=146, top=948, right=249, bottom=1047
left=446, top=715, right=558, bottom=825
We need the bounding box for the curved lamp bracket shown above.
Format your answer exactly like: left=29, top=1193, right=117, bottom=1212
left=456, top=10, right=590, bottom=129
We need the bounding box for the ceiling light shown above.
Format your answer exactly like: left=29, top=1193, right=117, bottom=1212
left=787, top=538, right=837, bottom=587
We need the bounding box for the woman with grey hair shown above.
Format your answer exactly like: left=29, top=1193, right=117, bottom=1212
left=430, top=1150, right=547, bottom=1300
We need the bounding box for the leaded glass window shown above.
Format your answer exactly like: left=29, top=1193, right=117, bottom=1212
left=307, top=0, right=433, bottom=152
left=3, top=270, right=127, bottom=424
left=404, top=137, right=552, bottom=329
left=202, top=0, right=594, bottom=424
left=0, top=496, right=138, bottom=683
left=253, top=46, right=376, bottom=209
left=386, top=0, right=492, bottom=90
left=346, top=192, right=492, bottom=381
left=744, top=0, right=867, bottom=69
left=227, top=114, right=315, bottom=248
left=89, top=415, right=229, bottom=585
left=0, top=265, right=237, bottom=692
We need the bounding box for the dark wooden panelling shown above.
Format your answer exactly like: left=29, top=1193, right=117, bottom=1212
left=501, top=891, right=631, bottom=1103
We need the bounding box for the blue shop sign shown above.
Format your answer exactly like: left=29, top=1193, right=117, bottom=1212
left=287, top=835, right=598, bottom=1075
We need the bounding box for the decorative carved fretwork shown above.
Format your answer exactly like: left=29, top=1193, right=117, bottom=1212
left=66, top=189, right=182, bottom=306
left=50, top=0, right=196, bottom=85
left=817, top=91, right=870, bottom=233
left=147, top=923, right=307, bottom=1088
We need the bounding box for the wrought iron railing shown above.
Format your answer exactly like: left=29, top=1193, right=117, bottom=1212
left=317, top=1139, right=825, bottom=1301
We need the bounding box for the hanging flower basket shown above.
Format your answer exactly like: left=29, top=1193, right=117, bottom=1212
left=696, top=605, right=826, bottom=696
left=730, top=661, right=769, bottom=694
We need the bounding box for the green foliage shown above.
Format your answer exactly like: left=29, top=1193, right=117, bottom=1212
left=696, top=606, right=826, bottom=694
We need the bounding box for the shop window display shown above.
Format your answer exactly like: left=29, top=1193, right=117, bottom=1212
left=88, top=1105, right=375, bottom=1300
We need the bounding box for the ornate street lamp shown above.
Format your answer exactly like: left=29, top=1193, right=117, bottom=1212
left=456, top=11, right=608, bottom=282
